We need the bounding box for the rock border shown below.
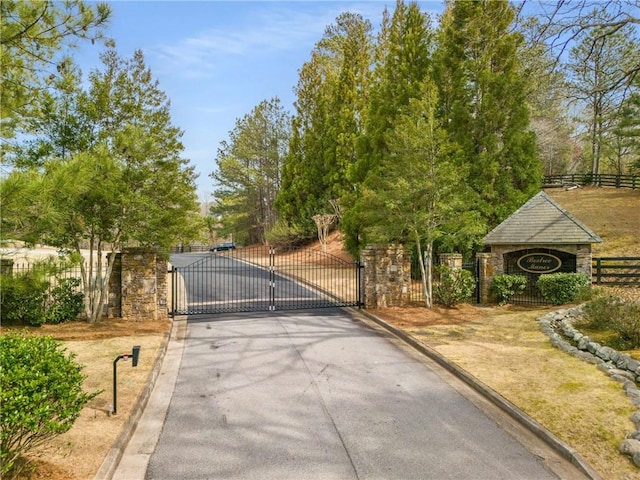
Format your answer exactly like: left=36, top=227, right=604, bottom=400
left=538, top=307, right=640, bottom=468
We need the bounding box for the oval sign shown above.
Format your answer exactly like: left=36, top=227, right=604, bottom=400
left=517, top=253, right=562, bottom=274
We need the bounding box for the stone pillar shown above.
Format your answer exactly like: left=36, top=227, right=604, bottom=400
left=576, top=244, right=592, bottom=277
left=107, top=248, right=167, bottom=321
left=439, top=253, right=463, bottom=270
left=360, top=244, right=410, bottom=309
left=156, top=256, right=168, bottom=316
left=476, top=252, right=494, bottom=305
left=107, top=253, right=122, bottom=318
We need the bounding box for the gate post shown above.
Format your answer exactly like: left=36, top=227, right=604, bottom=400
left=439, top=253, right=463, bottom=270
left=108, top=248, right=167, bottom=321
left=360, top=244, right=410, bottom=309
left=476, top=253, right=493, bottom=305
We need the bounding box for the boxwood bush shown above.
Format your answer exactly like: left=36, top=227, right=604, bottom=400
left=434, top=266, right=475, bottom=307
left=491, top=274, right=527, bottom=305
left=0, top=332, right=99, bottom=479
left=0, top=271, right=48, bottom=326
left=536, top=272, right=590, bottom=305
left=46, top=278, right=84, bottom=325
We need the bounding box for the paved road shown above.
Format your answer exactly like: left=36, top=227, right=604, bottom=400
left=140, top=309, right=583, bottom=480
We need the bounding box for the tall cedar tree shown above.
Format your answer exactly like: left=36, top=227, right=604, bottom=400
left=433, top=0, right=540, bottom=231
left=343, top=1, right=433, bottom=255
left=211, top=98, right=290, bottom=245
left=277, top=13, right=373, bottom=238
left=357, top=80, right=481, bottom=307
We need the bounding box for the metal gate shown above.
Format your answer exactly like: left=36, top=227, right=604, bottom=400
left=170, top=246, right=362, bottom=315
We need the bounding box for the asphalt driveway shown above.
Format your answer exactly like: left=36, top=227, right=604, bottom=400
left=139, top=309, right=582, bottom=480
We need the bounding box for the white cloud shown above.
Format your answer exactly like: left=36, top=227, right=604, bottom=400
left=149, top=2, right=386, bottom=79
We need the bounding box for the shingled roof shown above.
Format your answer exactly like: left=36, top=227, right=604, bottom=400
left=483, top=191, right=602, bottom=245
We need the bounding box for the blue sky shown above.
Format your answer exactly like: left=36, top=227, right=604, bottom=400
left=74, top=1, right=443, bottom=200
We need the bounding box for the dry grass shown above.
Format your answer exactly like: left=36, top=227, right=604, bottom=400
left=545, top=187, right=640, bottom=257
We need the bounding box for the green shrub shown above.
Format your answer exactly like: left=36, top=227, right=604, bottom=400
left=536, top=272, right=591, bottom=305
left=266, top=220, right=313, bottom=248
left=581, top=295, right=640, bottom=350
left=0, top=332, right=99, bottom=479
left=434, top=266, right=475, bottom=307
left=46, top=278, right=84, bottom=324
left=491, top=274, right=527, bottom=306
left=611, top=303, right=640, bottom=350
left=0, top=272, right=48, bottom=326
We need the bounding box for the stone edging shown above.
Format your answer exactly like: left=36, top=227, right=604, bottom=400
left=538, top=307, right=640, bottom=468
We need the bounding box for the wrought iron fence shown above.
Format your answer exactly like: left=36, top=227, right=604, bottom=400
left=170, top=246, right=362, bottom=315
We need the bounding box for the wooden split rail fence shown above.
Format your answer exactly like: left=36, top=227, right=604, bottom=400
left=593, top=257, right=640, bottom=286
left=543, top=174, right=638, bottom=189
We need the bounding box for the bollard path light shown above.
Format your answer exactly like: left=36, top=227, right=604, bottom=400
left=111, top=345, right=140, bottom=415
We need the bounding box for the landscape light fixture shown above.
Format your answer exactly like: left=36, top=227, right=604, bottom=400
left=111, top=345, right=141, bottom=415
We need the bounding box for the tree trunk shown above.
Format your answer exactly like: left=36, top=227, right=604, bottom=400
left=415, top=233, right=432, bottom=308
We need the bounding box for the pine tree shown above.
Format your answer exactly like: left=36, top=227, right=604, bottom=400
left=0, top=0, right=110, bottom=141
left=566, top=9, right=639, bottom=177
left=1, top=47, right=199, bottom=323
left=211, top=98, right=291, bottom=245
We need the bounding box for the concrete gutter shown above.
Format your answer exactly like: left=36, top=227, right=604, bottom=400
left=355, top=308, right=603, bottom=480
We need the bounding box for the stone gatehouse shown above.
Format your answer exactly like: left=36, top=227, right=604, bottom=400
left=479, top=191, right=602, bottom=303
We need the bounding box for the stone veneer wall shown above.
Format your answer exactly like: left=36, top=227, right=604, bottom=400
left=360, top=245, right=410, bottom=309
left=108, top=248, right=168, bottom=321
left=478, top=244, right=593, bottom=304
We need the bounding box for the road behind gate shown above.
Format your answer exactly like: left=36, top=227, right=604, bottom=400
left=141, top=309, right=585, bottom=480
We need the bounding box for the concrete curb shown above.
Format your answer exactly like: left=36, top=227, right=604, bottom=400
left=354, top=308, right=603, bottom=480
left=94, top=319, right=177, bottom=480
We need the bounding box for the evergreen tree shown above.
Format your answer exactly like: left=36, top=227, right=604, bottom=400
left=211, top=98, right=290, bottom=245
left=1, top=47, right=199, bottom=323
left=9, top=63, right=95, bottom=168
left=566, top=9, right=639, bottom=176
left=343, top=0, right=433, bottom=255
left=615, top=76, right=640, bottom=174
left=434, top=0, right=540, bottom=229
left=0, top=0, right=110, bottom=141
left=516, top=16, right=575, bottom=176
left=356, top=80, right=481, bottom=307
left=277, top=13, right=373, bottom=239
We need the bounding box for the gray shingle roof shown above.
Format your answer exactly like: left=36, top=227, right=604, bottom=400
left=483, top=191, right=602, bottom=245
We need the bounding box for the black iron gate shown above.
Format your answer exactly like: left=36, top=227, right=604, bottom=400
left=170, top=246, right=362, bottom=315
